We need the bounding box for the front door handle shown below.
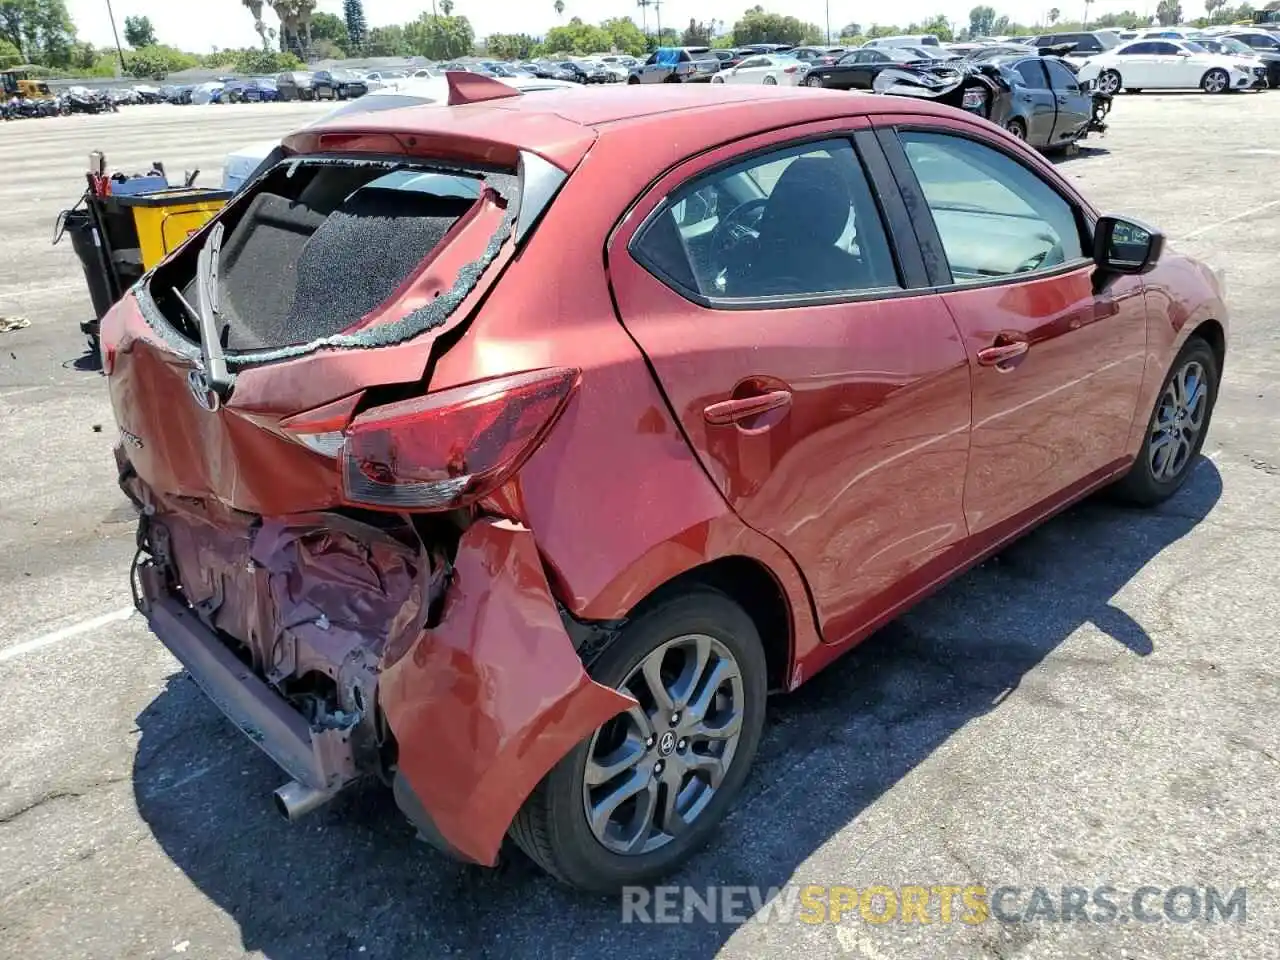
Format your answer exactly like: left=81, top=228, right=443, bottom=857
left=704, top=389, right=792, bottom=425
left=976, top=341, right=1029, bottom=367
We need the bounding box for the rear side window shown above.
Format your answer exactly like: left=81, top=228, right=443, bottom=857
left=1015, top=61, right=1047, bottom=87
left=900, top=131, right=1084, bottom=283
left=632, top=139, right=900, bottom=303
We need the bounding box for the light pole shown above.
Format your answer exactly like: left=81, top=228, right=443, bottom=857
left=826, top=0, right=831, bottom=44
left=103, top=0, right=127, bottom=76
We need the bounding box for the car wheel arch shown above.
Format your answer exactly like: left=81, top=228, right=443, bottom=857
left=620, top=554, right=794, bottom=693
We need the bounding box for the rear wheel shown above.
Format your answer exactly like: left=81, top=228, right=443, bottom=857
left=1005, top=117, right=1027, bottom=140
left=509, top=589, right=768, bottom=892
left=1096, top=69, right=1122, bottom=95
left=1113, top=336, right=1219, bottom=506
left=763, top=75, right=777, bottom=85
left=804, top=74, right=823, bottom=87
left=1201, top=68, right=1230, bottom=94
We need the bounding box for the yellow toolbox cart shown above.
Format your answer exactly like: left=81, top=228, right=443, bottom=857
left=114, top=187, right=232, bottom=271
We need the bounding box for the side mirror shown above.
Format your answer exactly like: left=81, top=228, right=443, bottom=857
left=1093, top=214, right=1164, bottom=275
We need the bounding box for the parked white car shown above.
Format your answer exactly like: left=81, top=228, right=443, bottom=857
left=711, top=53, right=809, bottom=86
left=1076, top=38, right=1263, bottom=93
left=221, top=75, right=577, bottom=193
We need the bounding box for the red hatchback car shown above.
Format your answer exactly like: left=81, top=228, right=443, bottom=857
left=103, top=77, right=1226, bottom=892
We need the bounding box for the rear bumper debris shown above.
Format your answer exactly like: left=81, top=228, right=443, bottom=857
left=125, top=464, right=633, bottom=863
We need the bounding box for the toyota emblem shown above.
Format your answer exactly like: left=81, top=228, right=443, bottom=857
left=187, top=368, right=221, bottom=412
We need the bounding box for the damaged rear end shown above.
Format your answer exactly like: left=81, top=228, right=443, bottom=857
left=104, top=95, right=632, bottom=865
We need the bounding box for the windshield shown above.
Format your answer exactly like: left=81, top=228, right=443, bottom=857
left=1219, top=38, right=1254, bottom=54
left=318, top=93, right=435, bottom=122
left=1182, top=40, right=1209, bottom=53
left=1097, top=32, right=1120, bottom=48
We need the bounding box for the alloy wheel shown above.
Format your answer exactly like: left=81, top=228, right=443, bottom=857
left=582, top=634, right=745, bottom=856
left=1098, top=71, right=1120, bottom=95
left=1149, top=359, right=1207, bottom=482
left=1203, top=70, right=1228, bottom=94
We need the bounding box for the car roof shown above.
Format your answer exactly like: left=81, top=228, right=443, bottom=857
left=295, top=82, right=981, bottom=174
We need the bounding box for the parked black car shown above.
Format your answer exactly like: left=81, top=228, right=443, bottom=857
left=312, top=69, right=369, bottom=100
left=789, top=45, right=848, bottom=67
left=804, top=46, right=960, bottom=90
left=557, top=60, right=610, bottom=84
left=275, top=71, right=316, bottom=101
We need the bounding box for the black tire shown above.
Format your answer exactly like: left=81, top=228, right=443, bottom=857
left=627, top=76, right=640, bottom=84
left=509, top=588, right=768, bottom=892
left=1201, top=68, right=1230, bottom=94
left=1113, top=336, right=1219, bottom=506
left=1005, top=117, right=1027, bottom=140
left=1097, top=69, right=1122, bottom=95
left=763, top=75, right=777, bottom=85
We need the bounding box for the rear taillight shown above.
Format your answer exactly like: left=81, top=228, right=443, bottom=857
left=337, top=367, right=579, bottom=511
left=784, top=66, right=798, bottom=73
left=100, top=338, right=116, bottom=375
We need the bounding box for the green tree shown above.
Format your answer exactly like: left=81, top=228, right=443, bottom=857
left=1203, top=0, right=1227, bottom=19
left=601, top=16, right=646, bottom=54
left=543, top=15, right=611, bottom=53
left=1155, top=0, right=1182, bottom=23
left=968, top=5, right=996, bottom=36
left=839, top=21, right=862, bottom=36
left=0, top=0, right=75, bottom=65
left=343, top=0, right=367, bottom=49
left=310, top=11, right=347, bottom=44
left=0, top=35, right=20, bottom=65
left=366, top=23, right=409, bottom=55
left=731, top=6, right=823, bottom=45
left=403, top=11, right=474, bottom=58
left=655, top=26, right=679, bottom=45
left=486, top=32, right=536, bottom=57
left=123, top=15, right=156, bottom=48
left=681, top=17, right=711, bottom=45
left=124, top=43, right=198, bottom=78
left=909, top=13, right=953, bottom=40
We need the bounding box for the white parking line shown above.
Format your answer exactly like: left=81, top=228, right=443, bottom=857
left=1180, top=198, right=1280, bottom=241
left=0, top=606, right=136, bottom=664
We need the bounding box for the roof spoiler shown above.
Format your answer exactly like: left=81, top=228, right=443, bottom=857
left=445, top=70, right=522, bottom=106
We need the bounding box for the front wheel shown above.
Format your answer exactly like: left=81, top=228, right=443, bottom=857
left=763, top=75, right=777, bottom=85
left=804, top=75, right=823, bottom=87
left=509, top=589, right=768, bottom=892
left=1201, top=68, right=1230, bottom=94
left=1113, top=336, right=1219, bottom=505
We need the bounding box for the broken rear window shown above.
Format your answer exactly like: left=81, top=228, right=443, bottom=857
left=143, top=157, right=516, bottom=364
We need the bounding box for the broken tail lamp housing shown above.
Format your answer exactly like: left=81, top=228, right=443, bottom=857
left=285, top=367, right=580, bottom=511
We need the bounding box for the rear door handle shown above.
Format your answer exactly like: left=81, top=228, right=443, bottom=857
left=976, top=342, right=1029, bottom=367
left=704, top=389, right=792, bottom=425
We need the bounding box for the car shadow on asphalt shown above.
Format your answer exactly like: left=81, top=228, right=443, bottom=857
left=130, top=460, right=1222, bottom=960
left=1049, top=144, right=1111, bottom=165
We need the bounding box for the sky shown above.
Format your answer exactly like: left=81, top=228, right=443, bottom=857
left=69, top=0, right=1193, bottom=54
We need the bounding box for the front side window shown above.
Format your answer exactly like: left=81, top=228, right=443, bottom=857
left=633, top=139, right=900, bottom=302
left=899, top=131, right=1085, bottom=284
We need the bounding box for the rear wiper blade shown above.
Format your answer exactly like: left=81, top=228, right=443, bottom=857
left=172, top=221, right=234, bottom=402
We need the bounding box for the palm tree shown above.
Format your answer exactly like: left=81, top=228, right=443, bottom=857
left=296, top=0, right=316, bottom=56
left=554, top=0, right=565, bottom=17
left=440, top=0, right=454, bottom=13
left=242, top=0, right=269, bottom=50
left=1048, top=7, right=1060, bottom=24
left=637, top=0, right=650, bottom=42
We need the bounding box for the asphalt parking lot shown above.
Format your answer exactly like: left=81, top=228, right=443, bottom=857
left=1, top=95, right=1278, bottom=960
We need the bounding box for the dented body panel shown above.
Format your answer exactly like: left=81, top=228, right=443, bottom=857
left=380, top=518, right=635, bottom=865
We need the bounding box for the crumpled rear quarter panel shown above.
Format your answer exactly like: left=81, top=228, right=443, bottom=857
left=379, top=517, right=635, bottom=866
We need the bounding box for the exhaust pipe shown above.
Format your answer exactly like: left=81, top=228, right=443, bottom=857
left=273, top=780, right=336, bottom=821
